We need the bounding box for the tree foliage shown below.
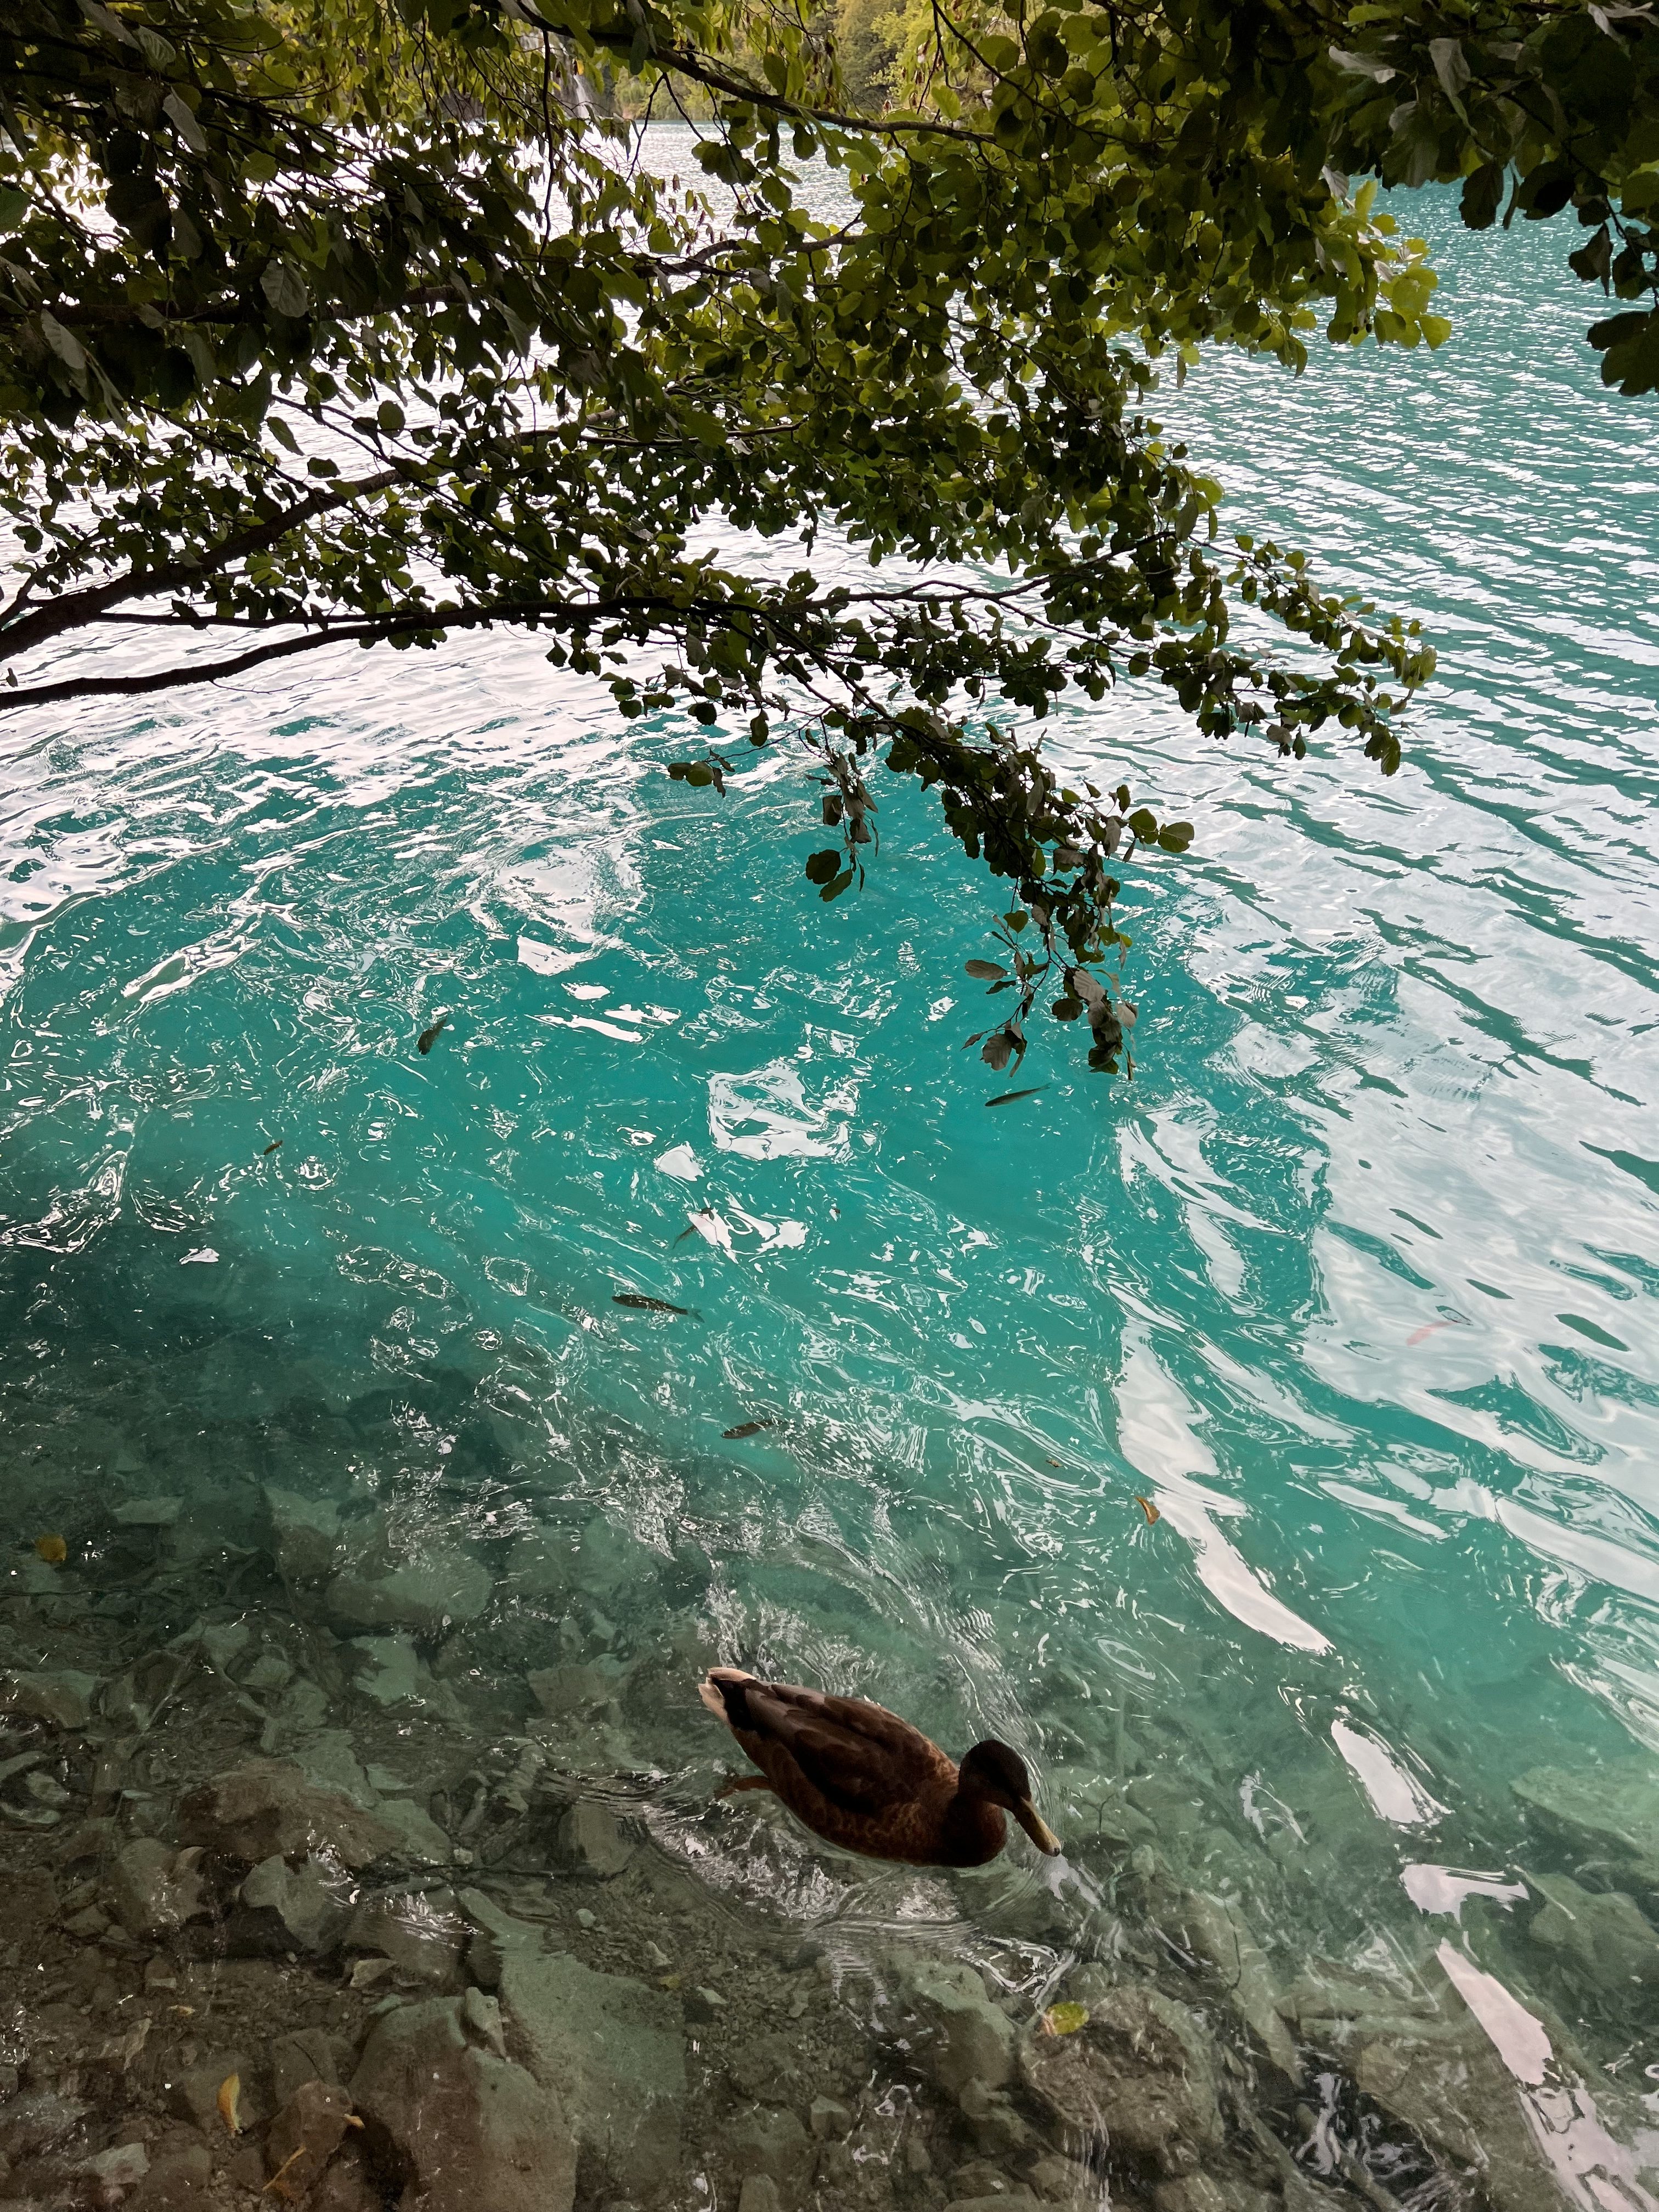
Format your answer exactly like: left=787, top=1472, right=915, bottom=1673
left=1, top=0, right=1652, bottom=1074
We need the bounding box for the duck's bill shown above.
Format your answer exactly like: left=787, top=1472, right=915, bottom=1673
left=1014, top=1800, right=1063, bottom=1855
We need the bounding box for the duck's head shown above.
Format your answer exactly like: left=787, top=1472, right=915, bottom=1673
left=959, top=1740, right=1063, bottom=1855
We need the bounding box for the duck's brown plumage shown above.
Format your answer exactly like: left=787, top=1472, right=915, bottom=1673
left=699, top=1667, right=1061, bottom=1869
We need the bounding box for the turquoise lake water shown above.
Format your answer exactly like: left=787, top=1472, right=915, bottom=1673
left=3, top=161, right=1658, bottom=2199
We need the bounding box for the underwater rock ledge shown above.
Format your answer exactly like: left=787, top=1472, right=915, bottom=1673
left=0, top=1468, right=1649, bottom=2212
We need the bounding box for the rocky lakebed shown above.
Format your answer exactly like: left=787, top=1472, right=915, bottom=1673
left=2, top=1404, right=1657, bottom=2212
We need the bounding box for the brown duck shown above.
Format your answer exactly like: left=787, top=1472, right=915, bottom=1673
left=699, top=1667, right=1062, bottom=1868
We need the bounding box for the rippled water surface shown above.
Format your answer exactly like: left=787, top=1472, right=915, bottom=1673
left=3, top=158, right=1658, bottom=2207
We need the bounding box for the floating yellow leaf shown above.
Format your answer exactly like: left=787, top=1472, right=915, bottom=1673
left=1042, top=2002, right=1090, bottom=2036
left=217, top=2073, right=242, bottom=2134
left=1134, top=1496, right=1160, bottom=1526
left=33, top=1533, right=66, bottom=1565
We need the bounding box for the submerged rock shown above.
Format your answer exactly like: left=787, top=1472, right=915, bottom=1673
left=727, top=2033, right=804, bottom=2106
left=1177, top=1889, right=1301, bottom=2080
left=375, top=1795, right=453, bottom=1865
left=83, top=2139, right=150, bottom=2192
left=1514, top=1763, right=1659, bottom=1886
left=457, top=1887, right=539, bottom=1991
left=294, top=1730, right=377, bottom=1804
left=724, top=2106, right=812, bottom=2200
left=1530, top=1871, right=1659, bottom=1989
left=498, top=1948, right=686, bottom=2192
left=181, top=1758, right=404, bottom=1867
left=112, top=1496, right=184, bottom=1528
left=557, top=1799, right=633, bottom=1878
left=108, top=1837, right=210, bottom=1940
left=1027, top=2152, right=1093, bottom=2203
left=500, top=1523, right=578, bottom=1604
left=347, top=1635, right=424, bottom=1707
left=270, top=2027, right=349, bottom=2107
left=505, top=1515, right=659, bottom=1609
left=1022, top=1984, right=1222, bottom=2179
left=327, top=1549, right=490, bottom=1638
left=263, top=1485, right=342, bottom=1583
left=1290, top=1954, right=1564, bottom=2212
left=166, top=2049, right=258, bottom=2131
left=345, top=1889, right=467, bottom=1986
left=900, top=1959, right=1017, bottom=2102
left=960, top=2076, right=1032, bottom=2159
left=238, top=1854, right=350, bottom=1955
left=307, top=2142, right=386, bottom=2212
left=351, top=1991, right=575, bottom=2212
left=0, top=1667, right=96, bottom=1729
left=264, top=2079, right=356, bottom=2200
left=527, top=1662, right=622, bottom=1720
left=0, top=2088, right=92, bottom=2164
left=129, top=2140, right=212, bottom=2209
left=13, top=1865, right=60, bottom=1946
left=808, top=2095, right=852, bottom=2141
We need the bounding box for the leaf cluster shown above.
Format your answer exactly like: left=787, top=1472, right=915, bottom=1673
left=0, top=0, right=1647, bottom=1074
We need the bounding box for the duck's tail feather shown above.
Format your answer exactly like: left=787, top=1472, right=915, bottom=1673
left=700, top=1666, right=758, bottom=1728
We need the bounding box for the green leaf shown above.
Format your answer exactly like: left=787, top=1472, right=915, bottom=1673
left=162, top=90, right=208, bottom=155
left=261, top=261, right=309, bottom=319
left=804, top=848, right=843, bottom=884
left=1461, top=163, right=1504, bottom=232
left=37, top=311, right=88, bottom=391
left=965, top=959, right=1007, bottom=979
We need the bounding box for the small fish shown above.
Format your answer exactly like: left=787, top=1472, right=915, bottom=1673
left=33, top=1533, right=66, bottom=1565
left=1407, top=1317, right=1467, bottom=1346
left=1134, top=1496, right=1160, bottom=1525
left=1041, top=2001, right=1090, bottom=2036
left=723, top=1419, right=779, bottom=1440
left=1046, top=1458, right=1062, bottom=1468
left=217, top=2073, right=243, bottom=2135
left=986, top=1084, right=1049, bottom=1107
left=417, top=1012, right=450, bottom=1055
left=261, top=1138, right=283, bottom=1156
left=613, top=1293, right=695, bottom=1316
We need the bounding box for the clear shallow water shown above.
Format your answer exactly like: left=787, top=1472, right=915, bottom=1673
left=3, top=161, right=1659, bottom=2204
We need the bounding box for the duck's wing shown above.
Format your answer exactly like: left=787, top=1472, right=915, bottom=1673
left=744, top=1681, right=947, bottom=1816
